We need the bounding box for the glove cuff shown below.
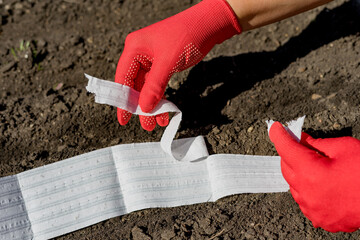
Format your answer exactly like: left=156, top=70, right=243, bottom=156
left=181, top=0, right=242, bottom=53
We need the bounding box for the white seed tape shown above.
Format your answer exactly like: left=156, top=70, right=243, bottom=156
left=85, top=73, right=208, bottom=162
left=0, top=74, right=305, bottom=240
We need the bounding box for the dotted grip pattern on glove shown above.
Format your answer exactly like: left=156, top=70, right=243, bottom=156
left=115, top=0, right=241, bottom=131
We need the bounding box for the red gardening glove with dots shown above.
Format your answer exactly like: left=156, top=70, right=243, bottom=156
left=269, top=122, right=360, bottom=233
left=115, top=0, right=241, bottom=131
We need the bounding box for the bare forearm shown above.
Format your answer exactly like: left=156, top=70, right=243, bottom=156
left=226, top=0, right=334, bottom=31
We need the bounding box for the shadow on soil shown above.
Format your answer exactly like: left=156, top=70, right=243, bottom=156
left=306, top=127, right=353, bottom=138
left=170, top=1, right=360, bottom=133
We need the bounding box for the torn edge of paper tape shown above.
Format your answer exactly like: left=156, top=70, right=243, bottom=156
left=266, top=116, right=305, bottom=143
left=0, top=74, right=304, bottom=240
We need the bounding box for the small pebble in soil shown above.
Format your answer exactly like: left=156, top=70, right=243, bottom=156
left=311, top=94, right=322, bottom=100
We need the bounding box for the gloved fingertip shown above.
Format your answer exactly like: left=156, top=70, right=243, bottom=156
left=300, top=132, right=313, bottom=144
left=269, top=121, right=286, bottom=142
left=140, top=103, right=156, bottom=113
left=141, top=123, right=156, bottom=131
left=117, top=108, right=132, bottom=125
left=139, top=92, right=161, bottom=113
left=156, top=113, right=169, bottom=127
left=312, top=222, right=320, bottom=229
left=139, top=115, right=156, bottom=131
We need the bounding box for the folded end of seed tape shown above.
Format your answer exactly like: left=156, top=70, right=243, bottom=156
left=85, top=74, right=304, bottom=161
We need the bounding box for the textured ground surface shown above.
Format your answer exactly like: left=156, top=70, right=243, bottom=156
left=1, top=0, right=360, bottom=239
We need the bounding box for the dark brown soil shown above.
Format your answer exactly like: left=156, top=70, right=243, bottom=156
left=1, top=0, right=360, bottom=239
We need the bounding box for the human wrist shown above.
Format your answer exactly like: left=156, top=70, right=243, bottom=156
left=226, top=0, right=334, bottom=31
left=226, top=0, right=252, bottom=31
left=225, top=0, right=270, bottom=31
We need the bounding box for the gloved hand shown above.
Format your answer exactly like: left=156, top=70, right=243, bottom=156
left=115, top=0, right=241, bottom=131
left=269, top=122, right=360, bottom=232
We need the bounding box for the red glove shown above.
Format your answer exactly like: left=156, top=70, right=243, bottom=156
left=269, top=122, right=360, bottom=232
left=115, top=0, right=241, bottom=131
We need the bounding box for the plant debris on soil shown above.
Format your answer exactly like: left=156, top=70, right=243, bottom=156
left=1, top=0, right=360, bottom=239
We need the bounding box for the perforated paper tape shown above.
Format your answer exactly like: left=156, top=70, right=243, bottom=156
left=0, top=175, right=33, bottom=240
left=0, top=75, right=305, bottom=239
